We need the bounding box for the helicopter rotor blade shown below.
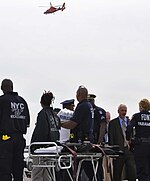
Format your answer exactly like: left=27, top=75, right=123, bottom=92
left=39, top=5, right=49, bottom=7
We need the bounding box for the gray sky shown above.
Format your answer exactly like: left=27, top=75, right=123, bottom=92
left=0, top=0, right=150, bottom=144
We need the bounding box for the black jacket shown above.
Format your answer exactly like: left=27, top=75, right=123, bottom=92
left=0, top=92, right=30, bottom=134
left=126, top=110, right=150, bottom=140
left=108, top=117, right=126, bottom=151
left=31, top=107, right=60, bottom=143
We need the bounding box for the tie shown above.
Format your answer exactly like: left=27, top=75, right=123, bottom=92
left=122, top=119, right=127, bottom=147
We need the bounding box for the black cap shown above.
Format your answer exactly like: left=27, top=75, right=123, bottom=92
left=60, top=99, right=75, bottom=105
left=87, top=94, right=96, bottom=99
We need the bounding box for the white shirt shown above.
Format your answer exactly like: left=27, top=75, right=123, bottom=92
left=57, top=108, right=74, bottom=143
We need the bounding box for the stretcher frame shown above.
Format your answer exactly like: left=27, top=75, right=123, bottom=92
left=27, top=142, right=104, bottom=181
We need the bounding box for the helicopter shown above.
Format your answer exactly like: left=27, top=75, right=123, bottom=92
left=44, top=2, right=65, bottom=14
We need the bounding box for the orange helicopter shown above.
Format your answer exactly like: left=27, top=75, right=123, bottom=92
left=44, top=2, right=65, bottom=14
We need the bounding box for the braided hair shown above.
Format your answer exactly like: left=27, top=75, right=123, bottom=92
left=40, top=91, right=54, bottom=106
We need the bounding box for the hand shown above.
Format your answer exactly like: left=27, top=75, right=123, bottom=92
left=126, top=140, right=131, bottom=150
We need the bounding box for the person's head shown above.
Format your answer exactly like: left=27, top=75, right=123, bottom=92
left=76, top=85, right=88, bottom=102
left=139, top=98, right=150, bottom=111
left=1, top=79, right=13, bottom=94
left=53, top=108, right=61, bottom=114
left=87, top=94, right=96, bottom=106
left=40, top=91, right=54, bottom=107
left=118, top=104, right=127, bottom=119
left=106, top=111, right=111, bottom=123
left=60, top=99, right=75, bottom=111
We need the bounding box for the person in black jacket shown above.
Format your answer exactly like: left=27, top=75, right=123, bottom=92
left=126, top=98, right=150, bottom=181
left=87, top=93, right=106, bottom=181
left=31, top=91, right=60, bottom=181
left=61, top=86, right=94, bottom=180
left=0, top=79, right=30, bottom=181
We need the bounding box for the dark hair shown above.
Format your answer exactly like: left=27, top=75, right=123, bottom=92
left=53, top=108, right=61, bottom=114
left=40, top=91, right=54, bottom=106
left=1, top=79, right=13, bottom=93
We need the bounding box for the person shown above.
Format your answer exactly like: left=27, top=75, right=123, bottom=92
left=61, top=85, right=94, bottom=180
left=0, top=78, right=30, bottom=181
left=87, top=94, right=107, bottom=144
left=126, top=98, right=150, bottom=181
left=57, top=99, right=75, bottom=143
left=105, top=111, right=111, bottom=144
left=57, top=99, right=75, bottom=181
left=61, top=86, right=94, bottom=143
left=31, top=91, right=60, bottom=181
left=87, top=93, right=107, bottom=181
left=108, top=104, right=136, bottom=181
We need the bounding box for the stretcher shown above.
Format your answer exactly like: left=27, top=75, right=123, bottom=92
left=26, top=142, right=120, bottom=181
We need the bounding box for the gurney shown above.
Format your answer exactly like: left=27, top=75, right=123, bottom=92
left=26, top=142, right=121, bottom=181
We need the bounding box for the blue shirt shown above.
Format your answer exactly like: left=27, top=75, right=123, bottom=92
left=119, top=116, right=127, bottom=128
left=70, top=99, right=94, bottom=143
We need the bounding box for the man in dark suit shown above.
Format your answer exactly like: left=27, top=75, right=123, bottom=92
left=108, top=104, right=136, bottom=181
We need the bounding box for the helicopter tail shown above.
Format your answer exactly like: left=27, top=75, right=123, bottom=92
left=62, top=3, right=65, bottom=11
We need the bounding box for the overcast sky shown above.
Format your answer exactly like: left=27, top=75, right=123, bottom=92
left=0, top=0, right=150, bottom=144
